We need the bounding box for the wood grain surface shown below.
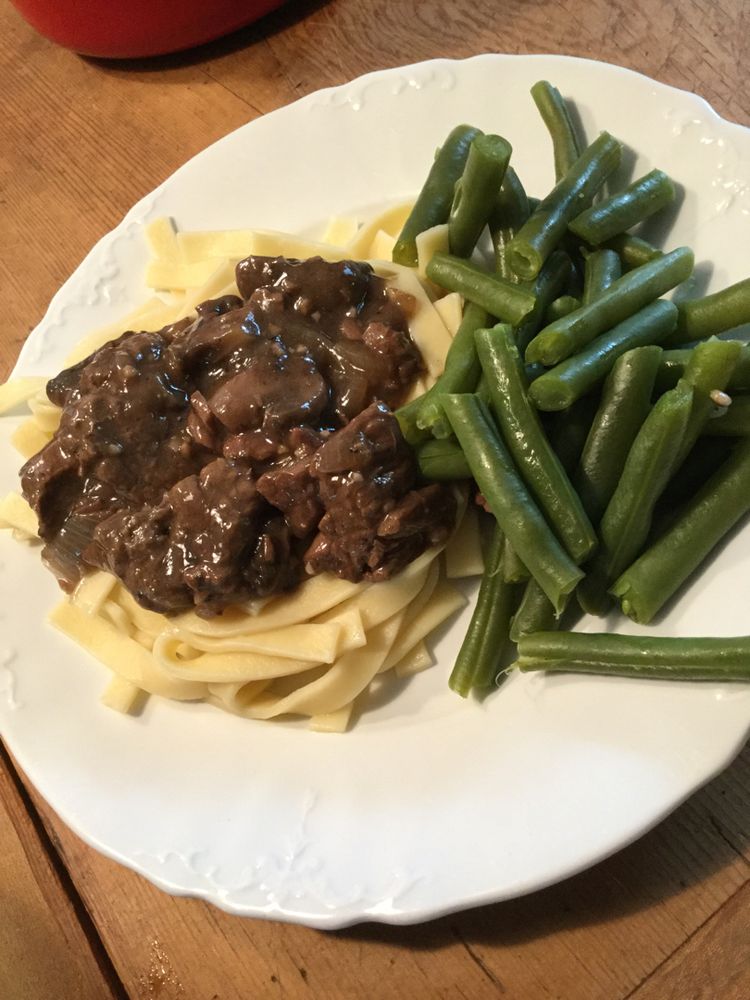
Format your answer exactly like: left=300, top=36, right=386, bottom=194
left=1, top=1, right=749, bottom=998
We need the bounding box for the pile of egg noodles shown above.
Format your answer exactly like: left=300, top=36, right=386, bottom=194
left=0, top=204, right=483, bottom=731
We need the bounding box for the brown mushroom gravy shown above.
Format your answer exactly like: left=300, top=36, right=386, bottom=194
left=20, top=255, right=456, bottom=616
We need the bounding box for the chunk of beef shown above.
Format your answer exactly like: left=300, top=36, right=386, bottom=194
left=303, top=403, right=455, bottom=581
left=377, top=484, right=455, bottom=540
left=256, top=456, right=322, bottom=538
left=361, top=321, right=422, bottom=402
left=21, top=440, right=81, bottom=540
left=222, top=430, right=278, bottom=462
left=88, top=459, right=264, bottom=615
left=236, top=257, right=372, bottom=321
left=22, top=330, right=196, bottom=536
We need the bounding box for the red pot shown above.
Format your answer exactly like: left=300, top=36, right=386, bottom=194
left=10, top=0, right=288, bottom=59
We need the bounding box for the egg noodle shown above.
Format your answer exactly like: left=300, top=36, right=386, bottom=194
left=0, top=206, right=484, bottom=731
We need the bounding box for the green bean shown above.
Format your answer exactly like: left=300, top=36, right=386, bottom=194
left=510, top=578, right=559, bottom=642
left=476, top=325, right=597, bottom=562
left=604, top=233, right=663, bottom=270
left=426, top=253, right=536, bottom=326
left=530, top=80, right=584, bottom=181
left=449, top=134, right=513, bottom=258
left=674, top=337, right=742, bottom=468
left=582, top=249, right=621, bottom=306
left=657, top=344, right=750, bottom=393
left=416, top=438, right=471, bottom=480
left=395, top=394, right=432, bottom=447
left=545, top=295, right=581, bottom=324
left=507, top=132, right=622, bottom=281
left=525, top=247, right=693, bottom=366
left=702, top=395, right=750, bottom=436
left=516, top=631, right=750, bottom=682
left=528, top=299, right=678, bottom=412
left=545, top=395, right=601, bottom=474
left=574, top=346, right=663, bottom=523
left=502, top=538, right=529, bottom=583
left=611, top=438, right=750, bottom=624
left=413, top=301, right=488, bottom=436
left=654, top=437, right=735, bottom=534
left=393, top=124, right=482, bottom=266
left=569, top=169, right=676, bottom=245
left=577, top=380, right=693, bottom=615
left=475, top=371, right=491, bottom=407
left=441, top=394, right=584, bottom=613
left=670, top=277, right=750, bottom=345
left=450, top=525, right=517, bottom=695
left=489, top=166, right=531, bottom=281
left=515, top=251, right=571, bottom=355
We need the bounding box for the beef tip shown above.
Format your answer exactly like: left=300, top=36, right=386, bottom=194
left=286, top=425, right=325, bottom=458
left=361, top=321, right=421, bottom=404
left=88, top=459, right=264, bottom=615
left=256, top=456, right=322, bottom=538
left=46, top=330, right=130, bottom=407
left=236, top=256, right=372, bottom=320
left=313, top=401, right=415, bottom=482
left=222, top=430, right=277, bottom=462
left=44, top=319, right=193, bottom=408
left=377, top=484, right=456, bottom=542
left=21, top=439, right=81, bottom=539
left=235, top=256, right=286, bottom=300
left=88, top=498, right=188, bottom=613
left=23, top=330, right=195, bottom=538
left=303, top=403, right=452, bottom=581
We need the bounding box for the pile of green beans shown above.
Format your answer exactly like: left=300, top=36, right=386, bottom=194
left=392, top=80, right=750, bottom=697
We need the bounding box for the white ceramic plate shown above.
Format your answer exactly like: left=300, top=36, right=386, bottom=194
left=2, top=55, right=750, bottom=929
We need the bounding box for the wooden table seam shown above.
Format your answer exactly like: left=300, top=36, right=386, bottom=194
left=1, top=742, right=130, bottom=1000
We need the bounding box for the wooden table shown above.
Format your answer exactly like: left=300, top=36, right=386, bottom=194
left=1, top=2, right=749, bottom=997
